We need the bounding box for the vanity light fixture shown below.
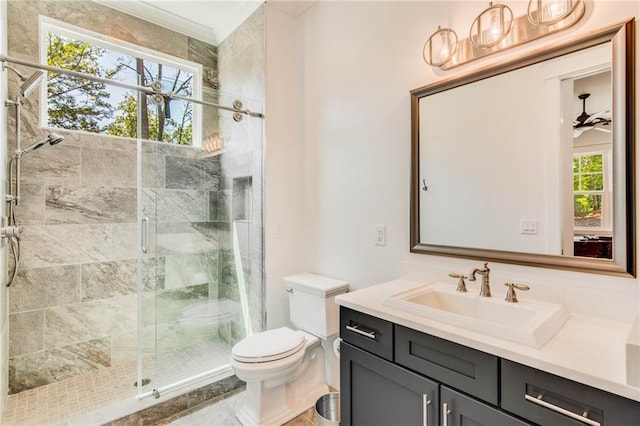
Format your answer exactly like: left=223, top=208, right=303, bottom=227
left=422, top=0, right=585, bottom=70
left=423, top=26, right=458, bottom=66
left=527, top=0, right=584, bottom=27
left=469, top=2, right=513, bottom=49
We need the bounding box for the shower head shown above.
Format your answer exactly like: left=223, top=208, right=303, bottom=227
left=48, top=132, right=65, bottom=145
left=20, top=71, right=44, bottom=98
left=16, top=132, right=65, bottom=157
left=2, top=64, right=44, bottom=98
left=2, top=63, right=27, bottom=81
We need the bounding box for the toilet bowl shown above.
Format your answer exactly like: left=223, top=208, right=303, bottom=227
left=230, top=273, right=349, bottom=426
left=231, top=328, right=328, bottom=425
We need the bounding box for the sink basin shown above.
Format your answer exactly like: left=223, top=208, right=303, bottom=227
left=383, top=282, right=569, bottom=348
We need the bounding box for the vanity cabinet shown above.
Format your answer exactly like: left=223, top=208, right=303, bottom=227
left=340, top=307, right=529, bottom=426
left=340, top=307, right=640, bottom=426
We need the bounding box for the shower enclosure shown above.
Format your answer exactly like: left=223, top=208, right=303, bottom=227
left=137, top=94, right=265, bottom=398
left=2, top=64, right=264, bottom=424
left=1, top=2, right=265, bottom=424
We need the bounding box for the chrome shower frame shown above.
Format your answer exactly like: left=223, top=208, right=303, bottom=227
left=0, top=54, right=264, bottom=120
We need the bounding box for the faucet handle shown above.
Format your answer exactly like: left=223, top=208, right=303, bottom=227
left=504, top=282, right=530, bottom=303
left=448, top=273, right=468, bottom=292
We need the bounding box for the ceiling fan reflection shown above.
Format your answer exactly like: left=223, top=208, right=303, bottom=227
left=572, top=93, right=611, bottom=138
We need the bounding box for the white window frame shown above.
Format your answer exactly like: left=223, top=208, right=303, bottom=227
left=572, top=150, right=612, bottom=234
left=39, top=16, right=203, bottom=147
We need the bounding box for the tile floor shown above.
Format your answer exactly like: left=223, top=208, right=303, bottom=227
left=165, top=392, right=319, bottom=426
left=2, top=340, right=233, bottom=426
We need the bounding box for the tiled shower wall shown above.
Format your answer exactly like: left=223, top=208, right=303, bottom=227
left=4, top=0, right=264, bottom=396
left=217, top=6, right=265, bottom=335
left=1, top=0, right=10, bottom=415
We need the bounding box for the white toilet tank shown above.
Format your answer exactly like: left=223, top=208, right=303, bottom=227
left=285, top=273, right=349, bottom=339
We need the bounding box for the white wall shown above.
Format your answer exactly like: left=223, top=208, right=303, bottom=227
left=265, top=1, right=640, bottom=329
left=264, top=3, right=308, bottom=329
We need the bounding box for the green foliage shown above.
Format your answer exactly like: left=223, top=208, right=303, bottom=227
left=573, top=154, right=604, bottom=191
left=47, top=32, right=194, bottom=145
left=574, top=194, right=602, bottom=215
left=105, top=93, right=138, bottom=138
left=47, top=34, right=121, bottom=132
left=106, top=93, right=193, bottom=145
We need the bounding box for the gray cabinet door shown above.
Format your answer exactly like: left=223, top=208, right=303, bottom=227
left=441, top=386, right=532, bottom=426
left=341, top=342, right=439, bottom=426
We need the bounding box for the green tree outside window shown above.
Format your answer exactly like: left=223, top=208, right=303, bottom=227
left=46, top=32, right=194, bottom=145
left=573, top=153, right=604, bottom=228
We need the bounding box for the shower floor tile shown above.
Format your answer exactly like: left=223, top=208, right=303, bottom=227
left=3, top=340, right=233, bottom=426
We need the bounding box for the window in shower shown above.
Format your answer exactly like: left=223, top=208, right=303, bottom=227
left=40, top=18, right=202, bottom=146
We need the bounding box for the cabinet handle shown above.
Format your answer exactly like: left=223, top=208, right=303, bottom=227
left=345, top=324, right=377, bottom=340
left=422, top=394, right=431, bottom=426
left=442, top=402, right=451, bottom=426
left=525, top=394, right=600, bottom=426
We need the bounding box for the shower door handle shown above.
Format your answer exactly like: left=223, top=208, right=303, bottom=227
left=141, top=217, right=149, bottom=254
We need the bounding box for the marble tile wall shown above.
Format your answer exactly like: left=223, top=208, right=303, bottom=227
left=1, top=0, right=9, bottom=416
left=218, top=5, right=266, bottom=337
left=3, top=0, right=266, bottom=397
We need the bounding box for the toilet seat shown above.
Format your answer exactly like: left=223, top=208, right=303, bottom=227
left=232, top=327, right=305, bottom=363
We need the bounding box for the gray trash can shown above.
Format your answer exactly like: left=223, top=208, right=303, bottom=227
left=315, top=392, right=340, bottom=426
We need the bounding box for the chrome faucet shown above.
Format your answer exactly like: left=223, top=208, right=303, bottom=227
left=469, top=262, right=491, bottom=297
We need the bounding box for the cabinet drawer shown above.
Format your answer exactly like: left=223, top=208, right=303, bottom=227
left=501, top=359, right=640, bottom=426
left=395, top=325, right=499, bottom=405
left=340, top=307, right=394, bottom=361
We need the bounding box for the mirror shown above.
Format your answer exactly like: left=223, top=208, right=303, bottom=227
left=410, top=20, right=635, bottom=277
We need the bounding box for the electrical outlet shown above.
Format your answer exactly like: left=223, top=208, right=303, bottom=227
left=375, top=225, right=386, bottom=246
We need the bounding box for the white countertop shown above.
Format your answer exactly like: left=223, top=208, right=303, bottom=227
left=335, top=279, right=640, bottom=403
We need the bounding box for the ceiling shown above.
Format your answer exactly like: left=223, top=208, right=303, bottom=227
left=95, top=0, right=264, bottom=46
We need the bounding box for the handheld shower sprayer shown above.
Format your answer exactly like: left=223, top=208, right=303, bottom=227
left=14, top=132, right=65, bottom=158
left=4, top=132, right=63, bottom=287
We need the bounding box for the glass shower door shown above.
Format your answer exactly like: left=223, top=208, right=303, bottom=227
left=136, top=94, right=264, bottom=396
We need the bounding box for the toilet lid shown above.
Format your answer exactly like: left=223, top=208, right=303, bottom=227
left=232, top=327, right=305, bottom=363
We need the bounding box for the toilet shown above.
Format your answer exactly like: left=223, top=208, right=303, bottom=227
left=230, top=273, right=349, bottom=426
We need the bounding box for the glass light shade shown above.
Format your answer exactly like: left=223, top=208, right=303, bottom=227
left=527, top=0, right=582, bottom=26
left=423, top=26, right=458, bottom=66
left=469, top=3, right=513, bottom=49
